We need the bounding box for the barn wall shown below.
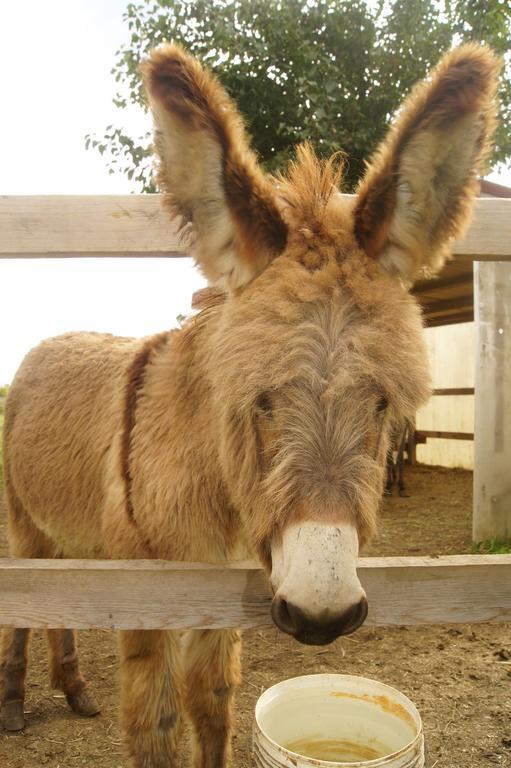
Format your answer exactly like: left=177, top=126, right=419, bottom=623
left=416, top=322, right=474, bottom=469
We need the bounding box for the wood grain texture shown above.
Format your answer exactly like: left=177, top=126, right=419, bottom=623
left=453, top=197, right=511, bottom=261
left=0, top=556, right=510, bottom=630
left=473, top=261, right=511, bottom=542
left=1, top=195, right=510, bottom=260
left=433, top=388, right=474, bottom=396
left=414, top=430, right=474, bottom=441
left=0, top=196, right=185, bottom=259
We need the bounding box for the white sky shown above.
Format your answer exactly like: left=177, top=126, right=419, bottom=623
left=0, top=0, right=509, bottom=384
left=0, top=0, right=205, bottom=384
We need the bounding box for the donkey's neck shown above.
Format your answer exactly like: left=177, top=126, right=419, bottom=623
left=127, top=312, right=246, bottom=562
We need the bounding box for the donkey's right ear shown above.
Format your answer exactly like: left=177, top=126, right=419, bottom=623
left=142, top=44, right=287, bottom=291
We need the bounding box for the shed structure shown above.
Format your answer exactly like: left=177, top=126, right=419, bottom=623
left=412, top=180, right=511, bottom=542
left=413, top=180, right=511, bottom=328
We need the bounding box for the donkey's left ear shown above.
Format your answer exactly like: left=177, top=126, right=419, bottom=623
left=142, top=44, right=287, bottom=291
left=354, top=44, right=500, bottom=283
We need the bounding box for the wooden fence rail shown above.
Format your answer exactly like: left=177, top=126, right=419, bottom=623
left=1, top=556, right=510, bottom=630
left=412, top=389, right=476, bottom=448
left=1, top=195, right=510, bottom=615
left=1, top=195, right=511, bottom=260
left=432, top=388, right=474, bottom=396
left=414, top=430, right=474, bottom=442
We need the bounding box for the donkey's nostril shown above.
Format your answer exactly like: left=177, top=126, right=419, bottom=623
left=343, top=597, right=368, bottom=635
left=271, top=595, right=369, bottom=645
left=271, top=596, right=299, bottom=636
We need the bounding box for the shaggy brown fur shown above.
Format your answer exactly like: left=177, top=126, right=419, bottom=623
left=354, top=43, right=500, bottom=282
left=122, top=331, right=170, bottom=533
left=1, top=43, right=499, bottom=767
left=141, top=44, right=288, bottom=291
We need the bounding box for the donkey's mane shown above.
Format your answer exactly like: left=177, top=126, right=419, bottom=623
left=275, top=143, right=346, bottom=232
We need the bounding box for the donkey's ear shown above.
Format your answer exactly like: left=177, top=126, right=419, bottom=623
left=354, top=44, right=500, bottom=283
left=142, top=44, right=287, bottom=291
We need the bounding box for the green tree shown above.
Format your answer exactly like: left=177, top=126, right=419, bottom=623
left=87, top=0, right=511, bottom=191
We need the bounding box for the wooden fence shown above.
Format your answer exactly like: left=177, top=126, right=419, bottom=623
left=1, top=556, right=511, bottom=629
left=1, top=195, right=510, bottom=260
left=1, top=194, right=511, bottom=629
left=413, top=387, right=475, bottom=451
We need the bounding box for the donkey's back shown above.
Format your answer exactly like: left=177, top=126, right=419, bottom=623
left=3, top=331, right=140, bottom=558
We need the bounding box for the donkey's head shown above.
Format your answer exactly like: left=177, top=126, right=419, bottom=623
left=143, top=44, right=498, bottom=644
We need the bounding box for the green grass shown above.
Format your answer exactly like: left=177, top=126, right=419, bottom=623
left=471, top=539, right=511, bottom=554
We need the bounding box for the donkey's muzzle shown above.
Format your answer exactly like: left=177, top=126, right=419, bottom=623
left=271, top=596, right=368, bottom=646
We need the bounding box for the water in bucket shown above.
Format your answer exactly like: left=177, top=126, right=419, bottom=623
left=253, top=674, right=425, bottom=767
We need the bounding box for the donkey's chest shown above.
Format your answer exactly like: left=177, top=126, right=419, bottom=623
left=129, top=453, right=243, bottom=561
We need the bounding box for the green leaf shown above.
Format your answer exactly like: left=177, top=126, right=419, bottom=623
left=86, top=0, right=511, bottom=192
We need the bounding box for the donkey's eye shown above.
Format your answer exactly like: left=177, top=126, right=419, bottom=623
left=256, top=392, right=273, bottom=417
left=376, top=396, right=389, bottom=414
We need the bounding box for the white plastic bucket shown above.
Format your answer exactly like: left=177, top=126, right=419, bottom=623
left=253, top=674, right=425, bottom=768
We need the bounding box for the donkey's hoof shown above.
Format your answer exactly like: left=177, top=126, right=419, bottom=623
left=67, top=689, right=101, bottom=717
left=2, top=700, right=25, bottom=731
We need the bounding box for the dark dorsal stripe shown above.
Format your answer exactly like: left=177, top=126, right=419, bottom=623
left=121, top=332, right=169, bottom=536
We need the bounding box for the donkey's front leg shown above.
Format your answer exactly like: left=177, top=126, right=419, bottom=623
left=118, top=630, right=183, bottom=768
left=47, top=629, right=100, bottom=717
left=183, top=629, right=242, bottom=768
left=0, top=628, right=31, bottom=730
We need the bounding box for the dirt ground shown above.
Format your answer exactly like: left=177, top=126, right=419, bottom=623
left=0, top=464, right=510, bottom=768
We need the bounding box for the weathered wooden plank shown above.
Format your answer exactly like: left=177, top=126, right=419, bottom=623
left=452, top=198, right=511, bottom=261
left=422, top=295, right=473, bottom=317
left=425, top=310, right=474, bottom=328
left=473, top=261, right=511, bottom=542
left=433, top=388, right=474, bottom=396
left=1, top=195, right=510, bottom=260
left=0, top=196, right=185, bottom=259
left=414, top=270, right=473, bottom=295
left=0, top=556, right=510, bottom=630
left=414, top=430, right=474, bottom=441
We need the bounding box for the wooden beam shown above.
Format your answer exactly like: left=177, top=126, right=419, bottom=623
left=473, top=261, right=511, bottom=543
left=413, top=271, right=473, bottom=295
left=421, top=295, right=473, bottom=317
left=0, top=556, right=510, bottom=630
left=452, top=198, right=511, bottom=261
left=415, top=430, right=474, bottom=441
left=0, top=196, right=185, bottom=259
left=433, top=388, right=474, bottom=396
left=425, top=311, right=474, bottom=328
left=1, top=195, right=510, bottom=260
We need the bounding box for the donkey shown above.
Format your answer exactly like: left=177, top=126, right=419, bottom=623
left=385, top=418, right=414, bottom=497
left=1, top=42, right=498, bottom=768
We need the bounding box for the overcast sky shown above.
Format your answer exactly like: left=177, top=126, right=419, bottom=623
left=0, top=0, right=205, bottom=384
left=0, top=0, right=509, bottom=384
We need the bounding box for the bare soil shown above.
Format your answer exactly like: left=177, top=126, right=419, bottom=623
left=1, top=465, right=510, bottom=768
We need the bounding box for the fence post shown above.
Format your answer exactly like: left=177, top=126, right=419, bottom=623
left=473, top=261, right=511, bottom=543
